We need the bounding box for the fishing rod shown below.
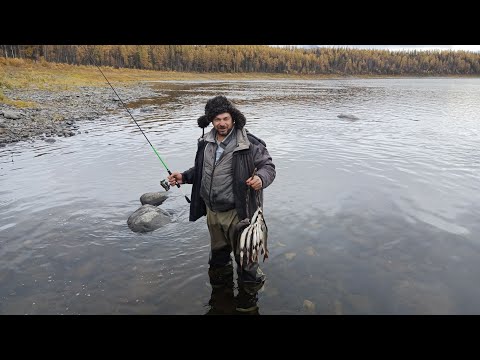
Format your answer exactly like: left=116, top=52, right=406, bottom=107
left=85, top=49, right=190, bottom=203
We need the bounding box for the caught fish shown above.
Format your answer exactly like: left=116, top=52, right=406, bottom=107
left=239, top=226, right=247, bottom=270
left=250, top=207, right=261, bottom=224
left=238, top=206, right=269, bottom=266
left=237, top=167, right=271, bottom=267
left=236, top=218, right=250, bottom=268
left=257, top=210, right=269, bottom=261
left=245, top=223, right=254, bottom=264
left=252, top=221, right=258, bottom=262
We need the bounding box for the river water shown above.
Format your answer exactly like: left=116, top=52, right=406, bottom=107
left=1, top=78, right=479, bottom=314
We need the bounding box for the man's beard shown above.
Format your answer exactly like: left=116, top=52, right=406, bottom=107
left=217, top=127, right=232, bottom=135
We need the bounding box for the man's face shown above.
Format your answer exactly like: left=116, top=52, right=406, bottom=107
left=212, top=112, right=234, bottom=137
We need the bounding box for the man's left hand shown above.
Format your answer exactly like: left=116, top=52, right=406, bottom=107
left=246, top=175, right=262, bottom=191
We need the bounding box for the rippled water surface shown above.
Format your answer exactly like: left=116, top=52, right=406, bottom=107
left=1, top=78, right=479, bottom=314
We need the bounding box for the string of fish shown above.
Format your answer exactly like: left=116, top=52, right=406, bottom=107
left=238, top=167, right=269, bottom=269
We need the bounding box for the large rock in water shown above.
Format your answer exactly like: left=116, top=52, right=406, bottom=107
left=140, top=192, right=168, bottom=206
left=127, top=204, right=171, bottom=233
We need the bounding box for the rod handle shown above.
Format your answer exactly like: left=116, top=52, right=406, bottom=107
left=168, top=170, right=183, bottom=189
left=168, top=170, right=190, bottom=203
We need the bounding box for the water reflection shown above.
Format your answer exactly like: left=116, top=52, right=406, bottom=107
left=205, top=265, right=260, bottom=315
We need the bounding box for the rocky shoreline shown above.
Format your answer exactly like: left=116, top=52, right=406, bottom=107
left=0, top=84, right=157, bottom=147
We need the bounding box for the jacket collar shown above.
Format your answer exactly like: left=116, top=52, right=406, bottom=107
left=235, top=127, right=250, bottom=151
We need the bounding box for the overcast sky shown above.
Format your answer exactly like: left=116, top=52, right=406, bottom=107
left=306, top=45, right=480, bottom=52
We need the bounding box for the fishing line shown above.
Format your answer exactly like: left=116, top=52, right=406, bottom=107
left=85, top=48, right=190, bottom=203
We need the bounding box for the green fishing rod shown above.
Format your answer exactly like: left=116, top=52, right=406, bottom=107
left=87, top=51, right=190, bottom=203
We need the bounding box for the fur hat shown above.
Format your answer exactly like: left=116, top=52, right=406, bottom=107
left=197, top=95, right=246, bottom=129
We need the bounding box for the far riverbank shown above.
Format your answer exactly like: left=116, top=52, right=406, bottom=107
left=1, top=58, right=477, bottom=147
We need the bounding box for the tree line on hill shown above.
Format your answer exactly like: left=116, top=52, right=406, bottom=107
left=2, top=45, right=479, bottom=75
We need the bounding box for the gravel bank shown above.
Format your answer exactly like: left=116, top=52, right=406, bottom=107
left=0, top=84, right=157, bottom=147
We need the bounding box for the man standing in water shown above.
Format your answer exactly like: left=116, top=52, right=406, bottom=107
left=168, top=95, right=276, bottom=313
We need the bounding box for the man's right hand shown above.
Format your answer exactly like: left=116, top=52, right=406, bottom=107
left=167, top=172, right=183, bottom=186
